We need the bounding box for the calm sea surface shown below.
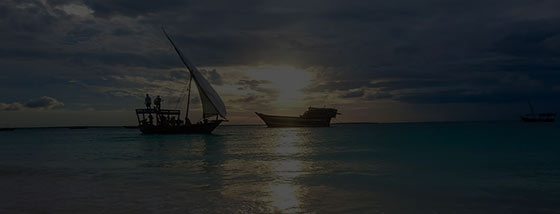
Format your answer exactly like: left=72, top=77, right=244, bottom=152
left=1, top=122, right=560, bottom=213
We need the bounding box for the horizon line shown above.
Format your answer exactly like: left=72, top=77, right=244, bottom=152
left=0, top=119, right=527, bottom=130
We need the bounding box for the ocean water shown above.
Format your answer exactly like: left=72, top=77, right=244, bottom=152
left=1, top=122, right=560, bottom=214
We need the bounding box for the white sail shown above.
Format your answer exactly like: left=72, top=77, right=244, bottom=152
left=162, top=27, right=227, bottom=118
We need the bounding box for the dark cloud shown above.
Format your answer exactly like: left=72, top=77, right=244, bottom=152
left=0, top=103, right=24, bottom=111
left=64, top=25, right=101, bottom=44
left=228, top=93, right=275, bottom=110
left=306, top=80, right=373, bottom=93
left=393, top=88, right=560, bottom=104
left=0, top=96, right=64, bottom=111
left=0, top=0, right=61, bottom=33
left=0, top=47, right=175, bottom=68
left=338, top=88, right=393, bottom=100
left=25, top=96, right=65, bottom=109
left=365, top=91, right=393, bottom=100
left=230, top=94, right=263, bottom=103
left=236, top=79, right=277, bottom=95
left=2, top=0, right=560, bottom=122
left=201, top=69, right=223, bottom=85
left=237, top=80, right=271, bottom=89
left=340, top=88, right=365, bottom=99
left=169, top=70, right=189, bottom=80
left=228, top=79, right=279, bottom=110
left=82, top=0, right=186, bottom=18
left=111, top=27, right=137, bottom=36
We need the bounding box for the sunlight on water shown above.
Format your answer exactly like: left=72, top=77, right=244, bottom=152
left=269, top=183, right=302, bottom=213
left=265, top=128, right=308, bottom=213
left=2, top=124, right=560, bottom=213
left=273, top=129, right=305, bottom=156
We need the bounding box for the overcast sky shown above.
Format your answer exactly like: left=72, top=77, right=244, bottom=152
left=1, top=0, right=560, bottom=126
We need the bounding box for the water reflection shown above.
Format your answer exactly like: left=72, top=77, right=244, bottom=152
left=266, top=128, right=309, bottom=213
left=202, top=136, right=226, bottom=173
left=136, top=129, right=311, bottom=212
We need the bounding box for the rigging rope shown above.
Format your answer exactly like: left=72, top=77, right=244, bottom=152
left=174, top=71, right=191, bottom=109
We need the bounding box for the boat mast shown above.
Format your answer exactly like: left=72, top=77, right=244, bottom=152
left=162, top=26, right=227, bottom=120
left=528, top=101, right=535, bottom=116
left=185, top=75, right=193, bottom=122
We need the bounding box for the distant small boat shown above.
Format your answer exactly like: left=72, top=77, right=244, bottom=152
left=521, top=113, right=556, bottom=122
left=0, top=128, right=15, bottom=131
left=256, top=107, right=340, bottom=127
left=123, top=126, right=139, bottom=129
left=521, top=102, right=556, bottom=122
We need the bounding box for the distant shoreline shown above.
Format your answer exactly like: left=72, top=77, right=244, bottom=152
left=0, top=120, right=532, bottom=130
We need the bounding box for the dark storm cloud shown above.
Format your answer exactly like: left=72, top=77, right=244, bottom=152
left=0, top=0, right=61, bottom=33
left=2, top=0, right=560, bottom=114
left=492, top=19, right=560, bottom=58
left=394, top=89, right=560, bottom=104
left=82, top=0, right=186, bottom=18
left=64, top=25, right=101, bottom=44
left=0, top=47, right=175, bottom=68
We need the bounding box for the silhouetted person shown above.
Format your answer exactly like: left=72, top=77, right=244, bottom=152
left=160, top=115, right=168, bottom=126
left=170, top=117, right=176, bottom=126
left=145, top=94, right=152, bottom=109
left=154, top=95, right=162, bottom=110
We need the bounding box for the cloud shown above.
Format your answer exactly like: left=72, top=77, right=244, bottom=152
left=64, top=25, right=101, bottom=44
left=236, top=79, right=277, bottom=95
left=228, top=93, right=275, bottom=110
left=0, top=103, right=24, bottom=111
left=82, top=0, right=187, bottom=18
left=0, top=96, right=64, bottom=111
left=340, top=88, right=365, bottom=99
left=3, top=0, right=560, bottom=123
left=201, top=69, right=224, bottom=85
left=229, top=79, right=279, bottom=110
left=365, top=91, right=393, bottom=100
left=230, top=94, right=263, bottom=103
left=25, top=96, right=65, bottom=109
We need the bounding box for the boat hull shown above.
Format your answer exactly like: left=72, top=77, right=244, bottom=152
left=139, top=121, right=223, bottom=134
left=521, top=117, right=555, bottom=123
left=255, top=112, right=332, bottom=127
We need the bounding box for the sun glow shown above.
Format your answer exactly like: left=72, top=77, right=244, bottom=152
left=247, top=66, right=311, bottom=103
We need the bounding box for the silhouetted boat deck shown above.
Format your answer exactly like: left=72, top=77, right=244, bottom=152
left=521, top=102, right=556, bottom=123
left=134, top=28, right=227, bottom=134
